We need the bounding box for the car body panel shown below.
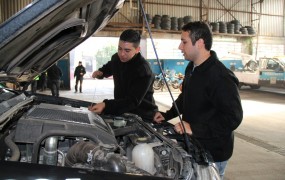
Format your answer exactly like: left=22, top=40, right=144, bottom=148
left=0, top=0, right=124, bottom=83
left=0, top=161, right=167, bottom=180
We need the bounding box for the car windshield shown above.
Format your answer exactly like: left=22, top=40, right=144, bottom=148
left=279, top=58, right=285, bottom=66
left=273, top=56, right=285, bottom=66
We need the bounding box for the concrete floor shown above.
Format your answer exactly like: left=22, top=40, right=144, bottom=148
left=40, top=79, right=285, bottom=180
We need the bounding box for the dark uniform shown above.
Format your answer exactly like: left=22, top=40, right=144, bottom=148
left=74, top=62, right=86, bottom=93
left=162, top=51, right=243, bottom=162
left=47, top=64, right=62, bottom=97
left=98, top=52, right=158, bottom=121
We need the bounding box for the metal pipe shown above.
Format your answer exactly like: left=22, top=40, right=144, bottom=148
left=43, top=137, right=58, bottom=165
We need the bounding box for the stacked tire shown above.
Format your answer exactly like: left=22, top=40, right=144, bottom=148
left=152, top=15, right=161, bottom=29
left=161, top=15, right=171, bottom=30
left=171, top=17, right=178, bottom=31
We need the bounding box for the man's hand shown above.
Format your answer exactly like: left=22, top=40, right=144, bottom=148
left=153, top=112, right=165, bottom=123
left=174, top=121, right=192, bottom=135
left=88, top=102, right=105, bottom=114
left=92, top=70, right=103, bottom=79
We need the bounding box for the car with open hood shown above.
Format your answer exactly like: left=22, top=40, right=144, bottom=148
left=0, top=0, right=220, bottom=179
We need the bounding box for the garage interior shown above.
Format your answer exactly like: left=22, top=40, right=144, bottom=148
left=1, top=0, right=284, bottom=89
left=0, top=0, right=285, bottom=179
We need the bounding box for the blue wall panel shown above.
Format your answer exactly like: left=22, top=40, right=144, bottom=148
left=148, top=59, right=189, bottom=75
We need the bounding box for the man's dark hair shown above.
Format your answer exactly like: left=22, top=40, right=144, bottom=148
left=182, top=21, right=212, bottom=51
left=119, top=29, right=141, bottom=48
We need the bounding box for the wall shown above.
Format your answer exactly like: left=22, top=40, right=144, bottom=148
left=109, top=0, right=285, bottom=60
left=0, top=0, right=33, bottom=23
left=110, top=0, right=284, bottom=37
left=148, top=59, right=189, bottom=75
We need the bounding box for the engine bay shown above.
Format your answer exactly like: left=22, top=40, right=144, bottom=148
left=0, top=93, right=195, bottom=179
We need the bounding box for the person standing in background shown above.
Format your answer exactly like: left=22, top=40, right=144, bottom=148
left=31, top=75, right=39, bottom=93
left=153, top=21, right=243, bottom=179
left=74, top=61, right=86, bottom=93
left=39, top=72, right=47, bottom=92
left=47, top=63, right=62, bottom=97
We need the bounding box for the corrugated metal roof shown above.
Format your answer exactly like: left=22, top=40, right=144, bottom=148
left=109, top=0, right=284, bottom=37
left=1, top=0, right=284, bottom=37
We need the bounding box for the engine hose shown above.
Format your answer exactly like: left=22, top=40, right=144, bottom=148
left=65, top=141, right=127, bottom=173
left=65, top=141, right=98, bottom=167
left=4, top=131, right=20, bottom=161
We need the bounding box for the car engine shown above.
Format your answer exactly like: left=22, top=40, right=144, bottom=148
left=0, top=92, right=219, bottom=179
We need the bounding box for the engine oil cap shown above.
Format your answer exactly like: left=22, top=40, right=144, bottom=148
left=136, top=137, right=149, bottom=144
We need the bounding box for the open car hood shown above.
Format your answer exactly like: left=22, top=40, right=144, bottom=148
left=0, top=0, right=124, bottom=83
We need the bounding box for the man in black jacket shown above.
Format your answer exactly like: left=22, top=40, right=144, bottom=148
left=154, top=22, right=243, bottom=179
left=47, top=63, right=62, bottom=97
left=74, top=61, right=86, bottom=93
left=89, top=29, right=158, bottom=121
